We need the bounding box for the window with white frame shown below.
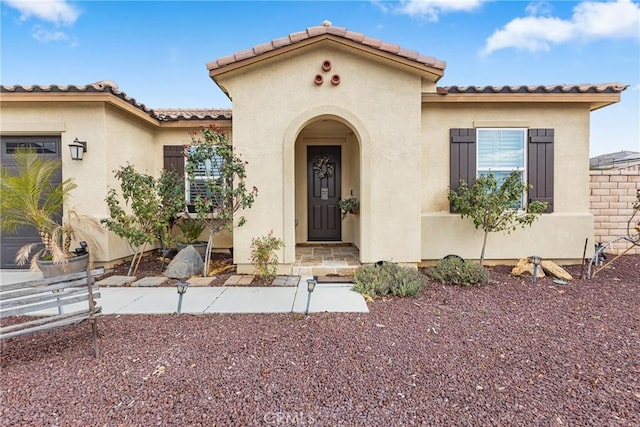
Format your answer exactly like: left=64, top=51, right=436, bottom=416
left=477, top=128, right=526, bottom=205
left=185, top=146, right=223, bottom=210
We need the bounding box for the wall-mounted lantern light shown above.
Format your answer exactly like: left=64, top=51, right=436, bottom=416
left=69, top=138, right=87, bottom=161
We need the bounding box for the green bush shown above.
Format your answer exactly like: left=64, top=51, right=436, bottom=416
left=426, top=257, right=490, bottom=286
left=250, top=231, right=284, bottom=282
left=353, top=261, right=425, bottom=298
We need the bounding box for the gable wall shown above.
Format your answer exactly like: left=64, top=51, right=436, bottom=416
left=215, top=43, right=425, bottom=268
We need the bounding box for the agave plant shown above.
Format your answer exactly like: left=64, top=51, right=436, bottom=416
left=0, top=148, right=99, bottom=269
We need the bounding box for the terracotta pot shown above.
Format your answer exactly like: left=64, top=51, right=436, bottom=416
left=37, top=252, right=90, bottom=278
left=314, top=74, right=323, bottom=85
left=322, top=60, right=332, bottom=72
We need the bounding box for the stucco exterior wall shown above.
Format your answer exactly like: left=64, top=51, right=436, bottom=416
left=421, top=102, right=595, bottom=262
left=98, top=105, right=158, bottom=261
left=1, top=101, right=113, bottom=261
left=0, top=102, right=234, bottom=264
left=214, top=42, right=425, bottom=272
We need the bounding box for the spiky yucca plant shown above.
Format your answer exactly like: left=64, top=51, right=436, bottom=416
left=0, top=148, right=96, bottom=269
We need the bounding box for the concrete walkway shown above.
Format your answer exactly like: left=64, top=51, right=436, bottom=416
left=0, top=270, right=369, bottom=315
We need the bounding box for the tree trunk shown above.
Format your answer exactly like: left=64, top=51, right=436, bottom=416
left=127, top=246, right=141, bottom=276
left=479, top=231, right=489, bottom=266
left=131, top=242, right=147, bottom=276
left=203, top=233, right=214, bottom=277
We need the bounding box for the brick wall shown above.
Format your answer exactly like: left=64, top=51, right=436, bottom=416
left=589, top=165, right=640, bottom=255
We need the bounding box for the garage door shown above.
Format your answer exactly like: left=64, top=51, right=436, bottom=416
left=0, top=136, right=62, bottom=269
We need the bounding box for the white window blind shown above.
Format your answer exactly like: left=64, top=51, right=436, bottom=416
left=477, top=128, right=526, bottom=207
left=477, top=129, right=525, bottom=170
left=186, top=146, right=223, bottom=206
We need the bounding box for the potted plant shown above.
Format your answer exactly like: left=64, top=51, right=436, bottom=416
left=0, top=148, right=101, bottom=276
left=339, top=197, right=360, bottom=218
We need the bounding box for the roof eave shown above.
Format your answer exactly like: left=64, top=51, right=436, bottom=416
left=422, top=92, right=623, bottom=111
left=208, top=35, right=445, bottom=83
left=0, top=91, right=162, bottom=125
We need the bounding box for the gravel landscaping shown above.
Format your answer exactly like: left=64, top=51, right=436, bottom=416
left=1, top=255, right=639, bottom=426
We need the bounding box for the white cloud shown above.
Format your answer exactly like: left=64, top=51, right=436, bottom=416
left=482, top=0, right=640, bottom=55
left=32, top=25, right=67, bottom=42
left=4, top=0, right=80, bottom=25
left=573, top=0, right=640, bottom=39
left=525, top=1, right=553, bottom=16
left=377, top=0, right=489, bottom=22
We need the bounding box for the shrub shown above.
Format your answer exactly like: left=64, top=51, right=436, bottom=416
left=177, top=218, right=206, bottom=244
left=250, top=231, right=284, bottom=282
left=353, top=261, right=425, bottom=298
left=426, top=257, right=490, bottom=286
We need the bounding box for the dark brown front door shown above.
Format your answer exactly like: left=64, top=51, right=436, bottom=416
left=307, top=146, right=341, bottom=241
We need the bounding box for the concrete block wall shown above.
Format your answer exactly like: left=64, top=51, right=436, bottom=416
left=589, top=165, right=640, bottom=255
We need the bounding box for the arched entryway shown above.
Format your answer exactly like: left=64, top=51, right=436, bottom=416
left=294, top=118, right=360, bottom=245
left=291, top=117, right=361, bottom=275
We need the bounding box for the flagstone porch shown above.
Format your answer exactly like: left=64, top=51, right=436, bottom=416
left=292, top=244, right=361, bottom=276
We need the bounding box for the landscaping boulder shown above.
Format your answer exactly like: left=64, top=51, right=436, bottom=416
left=511, top=257, right=545, bottom=279
left=541, top=260, right=573, bottom=281
left=164, top=245, right=204, bottom=279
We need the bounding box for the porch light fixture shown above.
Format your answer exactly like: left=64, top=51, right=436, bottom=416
left=176, top=280, right=189, bottom=314
left=305, top=276, right=317, bottom=314
left=530, top=255, right=542, bottom=283
left=69, top=138, right=87, bottom=161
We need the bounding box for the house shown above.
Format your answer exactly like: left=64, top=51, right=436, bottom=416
left=0, top=22, right=628, bottom=272
left=590, top=151, right=640, bottom=170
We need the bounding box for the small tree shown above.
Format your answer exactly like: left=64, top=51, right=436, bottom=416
left=448, top=172, right=547, bottom=265
left=185, top=125, right=258, bottom=275
left=250, top=231, right=284, bottom=282
left=102, top=165, right=184, bottom=274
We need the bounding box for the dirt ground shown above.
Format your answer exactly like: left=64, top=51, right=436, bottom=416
left=1, top=254, right=638, bottom=426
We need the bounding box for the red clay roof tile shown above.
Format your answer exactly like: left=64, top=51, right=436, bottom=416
left=439, top=83, right=628, bottom=94
left=0, top=81, right=233, bottom=122
left=379, top=42, right=401, bottom=54
left=344, top=30, right=365, bottom=43
left=252, top=42, right=274, bottom=55
left=207, top=22, right=447, bottom=73
left=289, top=30, right=308, bottom=43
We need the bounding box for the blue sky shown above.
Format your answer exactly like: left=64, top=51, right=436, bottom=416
left=1, top=0, right=638, bottom=156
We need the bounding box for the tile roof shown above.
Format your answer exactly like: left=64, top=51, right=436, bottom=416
left=2, top=81, right=626, bottom=122
left=1, top=81, right=155, bottom=114
left=1, top=81, right=231, bottom=121
left=207, top=20, right=446, bottom=72
left=153, top=108, right=231, bottom=121
left=439, top=83, right=628, bottom=94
